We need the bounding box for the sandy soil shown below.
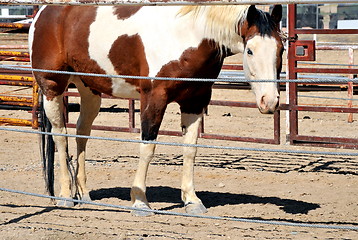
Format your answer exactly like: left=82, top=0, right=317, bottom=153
left=0, top=33, right=357, bottom=239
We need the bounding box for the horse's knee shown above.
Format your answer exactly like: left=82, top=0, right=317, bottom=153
left=181, top=113, right=202, bottom=144
left=141, top=121, right=159, bottom=141
left=140, top=143, right=156, bottom=160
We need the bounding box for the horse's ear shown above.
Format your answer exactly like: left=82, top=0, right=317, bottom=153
left=271, top=5, right=282, bottom=25
left=246, top=5, right=258, bottom=26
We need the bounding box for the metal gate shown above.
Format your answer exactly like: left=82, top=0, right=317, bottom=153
left=286, top=4, right=358, bottom=149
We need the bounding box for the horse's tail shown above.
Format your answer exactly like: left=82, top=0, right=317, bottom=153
left=39, top=93, right=55, bottom=197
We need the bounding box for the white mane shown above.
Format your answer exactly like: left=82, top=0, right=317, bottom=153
left=178, top=5, right=251, bottom=53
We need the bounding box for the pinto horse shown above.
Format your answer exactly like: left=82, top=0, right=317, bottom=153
left=30, top=5, right=283, bottom=216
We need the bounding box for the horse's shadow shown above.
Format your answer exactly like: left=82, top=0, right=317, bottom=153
left=90, top=186, right=319, bottom=215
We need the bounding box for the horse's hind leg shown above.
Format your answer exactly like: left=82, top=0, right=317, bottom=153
left=73, top=77, right=101, bottom=202
left=43, top=95, right=74, bottom=207
left=181, top=112, right=207, bottom=214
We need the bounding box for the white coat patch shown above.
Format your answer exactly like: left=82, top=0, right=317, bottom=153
left=88, top=6, right=205, bottom=98
left=29, top=6, right=47, bottom=60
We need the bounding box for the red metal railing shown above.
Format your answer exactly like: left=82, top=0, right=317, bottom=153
left=287, top=4, right=358, bottom=149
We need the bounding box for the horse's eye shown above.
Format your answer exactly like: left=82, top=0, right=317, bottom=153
left=247, top=48, right=253, bottom=55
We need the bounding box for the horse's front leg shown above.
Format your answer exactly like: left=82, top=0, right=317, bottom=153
left=131, top=142, right=156, bottom=216
left=131, top=91, right=167, bottom=216
left=181, top=112, right=207, bottom=214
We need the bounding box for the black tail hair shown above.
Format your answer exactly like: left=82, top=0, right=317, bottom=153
left=39, top=94, right=55, bottom=197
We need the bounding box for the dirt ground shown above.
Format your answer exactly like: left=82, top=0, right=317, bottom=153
left=0, top=32, right=358, bottom=239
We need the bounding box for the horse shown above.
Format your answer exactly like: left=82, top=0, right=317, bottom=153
left=29, top=4, right=283, bottom=216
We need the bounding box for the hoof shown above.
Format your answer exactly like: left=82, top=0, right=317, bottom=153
left=57, top=199, right=75, bottom=207
left=77, top=195, right=92, bottom=206
left=185, top=202, right=208, bottom=215
left=81, top=195, right=92, bottom=202
left=131, top=202, right=154, bottom=217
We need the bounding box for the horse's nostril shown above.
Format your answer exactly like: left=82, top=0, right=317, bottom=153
left=275, top=100, right=280, bottom=109
left=275, top=96, right=280, bottom=109
left=260, top=95, right=266, bottom=104
left=260, top=96, right=266, bottom=110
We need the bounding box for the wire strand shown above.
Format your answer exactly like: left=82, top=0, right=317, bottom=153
left=1, top=187, right=357, bottom=231
left=0, top=126, right=357, bottom=157
left=1, top=65, right=357, bottom=83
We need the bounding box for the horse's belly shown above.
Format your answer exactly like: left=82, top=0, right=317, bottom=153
left=110, top=78, right=140, bottom=99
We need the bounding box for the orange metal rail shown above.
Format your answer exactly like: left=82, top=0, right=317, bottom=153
left=0, top=64, right=38, bottom=128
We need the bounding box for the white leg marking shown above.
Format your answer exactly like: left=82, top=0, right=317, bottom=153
left=181, top=113, right=202, bottom=204
left=131, top=143, right=156, bottom=205
left=43, top=95, right=72, bottom=201
left=73, top=77, right=101, bottom=201
left=181, top=113, right=207, bottom=214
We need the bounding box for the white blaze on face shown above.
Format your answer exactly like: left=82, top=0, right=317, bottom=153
left=88, top=6, right=205, bottom=98
left=243, top=35, right=279, bottom=113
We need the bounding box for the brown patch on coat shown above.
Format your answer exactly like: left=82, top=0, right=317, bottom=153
left=62, top=6, right=115, bottom=96
left=138, top=40, right=223, bottom=139
left=154, top=40, right=225, bottom=114
left=31, top=6, right=74, bottom=100
left=108, top=34, right=149, bottom=93
left=113, top=6, right=142, bottom=20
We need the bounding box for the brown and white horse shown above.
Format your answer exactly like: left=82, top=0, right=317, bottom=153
left=30, top=5, right=283, bottom=216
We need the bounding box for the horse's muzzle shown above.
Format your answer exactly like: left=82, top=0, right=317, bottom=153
left=258, top=95, right=280, bottom=114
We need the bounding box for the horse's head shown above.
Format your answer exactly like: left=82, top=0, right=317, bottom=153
left=240, top=5, right=284, bottom=114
